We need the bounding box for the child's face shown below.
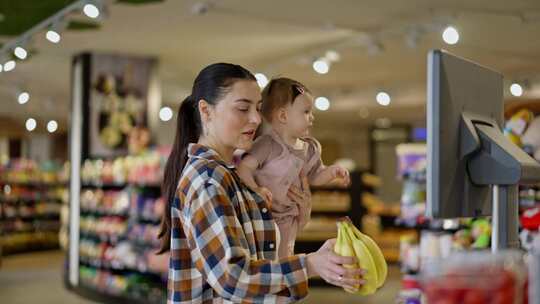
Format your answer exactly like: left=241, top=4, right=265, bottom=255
left=285, top=93, right=314, bottom=138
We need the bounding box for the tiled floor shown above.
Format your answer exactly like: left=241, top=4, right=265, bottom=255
left=0, top=250, right=401, bottom=303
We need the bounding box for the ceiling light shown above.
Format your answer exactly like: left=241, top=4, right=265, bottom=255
left=376, top=92, right=391, bottom=106
left=255, top=73, right=269, bottom=88
left=18, top=92, right=30, bottom=104
left=442, top=26, right=459, bottom=45
left=4, top=60, right=16, bottom=72
left=47, top=120, right=58, bottom=133
left=313, top=59, right=330, bottom=74
left=26, top=118, right=37, bottom=132
left=83, top=3, right=100, bottom=18
left=510, top=83, right=523, bottom=97
left=325, top=50, right=340, bottom=62
left=159, top=106, right=173, bottom=122
left=14, top=47, right=28, bottom=60
left=315, top=97, right=330, bottom=111
left=46, top=30, right=61, bottom=43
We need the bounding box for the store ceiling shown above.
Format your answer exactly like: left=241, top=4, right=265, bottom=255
left=1, top=0, right=540, bottom=133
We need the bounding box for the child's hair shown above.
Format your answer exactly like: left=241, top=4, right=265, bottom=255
left=261, top=77, right=311, bottom=122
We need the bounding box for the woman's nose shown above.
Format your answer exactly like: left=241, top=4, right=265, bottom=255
left=251, top=109, right=262, bottom=125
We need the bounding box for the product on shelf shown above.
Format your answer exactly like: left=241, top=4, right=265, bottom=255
left=0, top=159, right=67, bottom=254
left=81, top=148, right=169, bottom=186
left=311, top=191, right=350, bottom=212
left=79, top=266, right=165, bottom=302
left=81, top=189, right=130, bottom=216
left=421, top=250, right=528, bottom=304
left=0, top=159, right=68, bottom=184
left=77, top=149, right=168, bottom=303
left=396, top=143, right=426, bottom=226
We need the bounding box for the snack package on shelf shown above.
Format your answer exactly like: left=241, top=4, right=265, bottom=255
left=400, top=233, right=420, bottom=274
left=421, top=250, right=528, bottom=304
left=396, top=144, right=427, bottom=227
left=81, top=147, right=169, bottom=186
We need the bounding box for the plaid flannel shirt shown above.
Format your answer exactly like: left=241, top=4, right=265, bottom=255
left=168, top=144, right=309, bottom=303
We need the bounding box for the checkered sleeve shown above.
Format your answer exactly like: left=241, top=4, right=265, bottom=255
left=184, top=174, right=309, bottom=302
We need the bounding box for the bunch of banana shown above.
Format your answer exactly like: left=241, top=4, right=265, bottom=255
left=334, top=217, right=388, bottom=295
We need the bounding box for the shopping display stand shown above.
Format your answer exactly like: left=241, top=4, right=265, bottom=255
left=66, top=53, right=166, bottom=303
left=0, top=161, right=68, bottom=256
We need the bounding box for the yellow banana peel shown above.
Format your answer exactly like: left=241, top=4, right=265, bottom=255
left=334, top=222, right=361, bottom=293
left=333, top=217, right=388, bottom=295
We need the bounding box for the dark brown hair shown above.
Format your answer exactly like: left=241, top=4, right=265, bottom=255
left=157, top=63, right=256, bottom=253
left=260, top=77, right=310, bottom=122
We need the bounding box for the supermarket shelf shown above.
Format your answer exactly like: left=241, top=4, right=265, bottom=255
left=81, top=182, right=161, bottom=190
left=135, top=217, right=161, bottom=225
left=80, top=232, right=158, bottom=248
left=79, top=258, right=164, bottom=279
left=0, top=196, right=64, bottom=203
left=381, top=249, right=400, bottom=263
left=80, top=231, right=127, bottom=244
left=3, top=214, right=61, bottom=221
left=67, top=283, right=163, bottom=304
left=362, top=173, right=382, bottom=188
left=0, top=231, right=60, bottom=255
left=311, top=203, right=350, bottom=213
left=0, top=181, right=68, bottom=188
left=80, top=209, right=129, bottom=218
left=297, top=230, right=336, bottom=241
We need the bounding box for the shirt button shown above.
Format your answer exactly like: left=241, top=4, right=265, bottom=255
left=262, top=208, right=268, bottom=213
left=269, top=243, right=275, bottom=249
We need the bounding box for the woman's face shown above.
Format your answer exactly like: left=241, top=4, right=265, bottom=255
left=208, top=80, right=262, bottom=151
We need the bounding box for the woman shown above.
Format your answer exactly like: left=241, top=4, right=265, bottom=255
left=158, top=63, right=364, bottom=303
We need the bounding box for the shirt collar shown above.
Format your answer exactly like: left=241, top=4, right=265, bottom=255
left=187, top=143, right=236, bottom=169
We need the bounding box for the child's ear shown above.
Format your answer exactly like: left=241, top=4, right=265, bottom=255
left=276, top=107, right=288, bottom=124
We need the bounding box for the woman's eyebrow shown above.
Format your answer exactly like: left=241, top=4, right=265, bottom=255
left=235, top=98, right=263, bottom=105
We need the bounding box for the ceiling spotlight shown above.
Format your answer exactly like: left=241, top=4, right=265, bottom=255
left=3, top=60, right=16, bottom=72
left=315, top=97, right=330, bottom=111
left=442, top=26, right=460, bottom=45
left=83, top=3, right=100, bottom=18
left=510, top=83, right=523, bottom=97
left=159, top=106, right=173, bottom=122
left=47, top=120, right=58, bottom=133
left=313, top=58, right=330, bottom=74
left=26, top=118, right=37, bottom=132
left=255, top=73, right=269, bottom=88
left=191, top=2, right=211, bottom=15
left=325, top=50, right=341, bottom=62
left=18, top=92, right=30, bottom=104
left=14, top=47, right=28, bottom=60
left=46, top=30, right=61, bottom=43
left=376, top=92, right=391, bottom=106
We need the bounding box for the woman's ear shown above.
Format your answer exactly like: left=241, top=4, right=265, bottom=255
left=198, top=99, right=211, bottom=123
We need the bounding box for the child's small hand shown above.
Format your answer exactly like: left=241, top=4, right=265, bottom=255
left=331, top=165, right=350, bottom=187
left=257, top=187, right=273, bottom=207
